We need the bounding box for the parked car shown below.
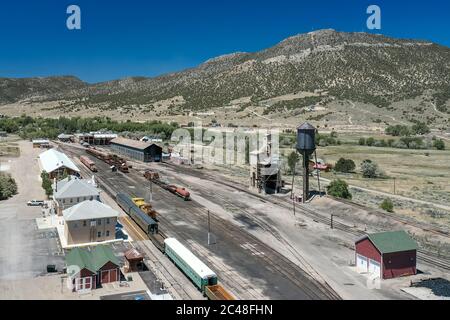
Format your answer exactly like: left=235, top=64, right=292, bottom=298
left=27, top=200, right=45, bottom=206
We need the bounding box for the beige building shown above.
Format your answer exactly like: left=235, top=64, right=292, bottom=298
left=53, top=177, right=100, bottom=215
left=63, top=200, right=119, bottom=246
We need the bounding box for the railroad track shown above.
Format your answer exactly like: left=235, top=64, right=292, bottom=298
left=159, top=161, right=450, bottom=272
left=60, top=144, right=341, bottom=299
left=56, top=144, right=200, bottom=299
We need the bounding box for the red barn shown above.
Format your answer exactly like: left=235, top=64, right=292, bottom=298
left=355, top=231, right=418, bottom=280
left=66, top=245, right=121, bottom=293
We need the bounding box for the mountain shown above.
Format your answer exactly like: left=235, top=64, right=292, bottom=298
left=1, top=29, right=450, bottom=128
left=0, top=76, right=87, bottom=104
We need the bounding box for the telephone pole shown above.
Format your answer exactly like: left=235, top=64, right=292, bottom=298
left=207, top=210, right=211, bottom=245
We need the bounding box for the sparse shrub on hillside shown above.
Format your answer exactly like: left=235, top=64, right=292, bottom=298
left=380, top=199, right=394, bottom=213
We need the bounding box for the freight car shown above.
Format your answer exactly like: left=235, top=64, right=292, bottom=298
left=167, top=185, right=191, bottom=201
left=164, top=238, right=234, bottom=300
left=87, top=148, right=129, bottom=173
left=143, top=170, right=191, bottom=201
left=116, top=193, right=158, bottom=235
left=79, top=156, right=98, bottom=172
left=132, top=198, right=158, bottom=220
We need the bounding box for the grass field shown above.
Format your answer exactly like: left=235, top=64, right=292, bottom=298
left=0, top=136, right=20, bottom=158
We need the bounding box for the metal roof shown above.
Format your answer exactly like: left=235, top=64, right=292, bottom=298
left=297, top=122, right=316, bottom=130
left=38, top=149, right=80, bottom=173
left=66, top=245, right=120, bottom=275
left=164, top=238, right=216, bottom=279
left=54, top=178, right=99, bottom=199
left=111, top=137, right=162, bottom=151
left=359, top=231, right=418, bottom=254
left=63, top=200, right=119, bottom=221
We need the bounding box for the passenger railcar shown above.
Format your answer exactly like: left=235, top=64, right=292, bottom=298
left=116, top=193, right=158, bottom=235
left=164, top=238, right=217, bottom=291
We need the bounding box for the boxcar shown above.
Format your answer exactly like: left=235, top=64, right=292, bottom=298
left=164, top=238, right=217, bottom=291
left=116, top=193, right=158, bottom=235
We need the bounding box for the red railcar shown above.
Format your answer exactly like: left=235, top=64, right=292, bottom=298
left=79, top=156, right=98, bottom=172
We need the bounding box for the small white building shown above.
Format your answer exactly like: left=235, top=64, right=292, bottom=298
left=53, top=177, right=100, bottom=215
left=63, top=200, right=119, bottom=246
left=38, top=149, right=80, bottom=179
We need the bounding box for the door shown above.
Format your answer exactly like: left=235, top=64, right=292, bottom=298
left=101, top=270, right=110, bottom=284
left=356, top=254, right=368, bottom=273
left=369, top=259, right=381, bottom=278
left=76, top=277, right=92, bottom=292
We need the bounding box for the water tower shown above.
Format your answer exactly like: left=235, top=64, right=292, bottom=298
left=296, top=122, right=316, bottom=203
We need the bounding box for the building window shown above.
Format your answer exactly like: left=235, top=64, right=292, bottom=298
left=62, top=199, right=66, bottom=204
left=97, top=231, right=102, bottom=238
left=77, top=197, right=80, bottom=202
left=83, top=220, right=87, bottom=227
left=106, top=231, right=110, bottom=237
left=98, top=219, right=102, bottom=225
left=70, top=198, right=73, bottom=203
left=106, top=218, right=110, bottom=224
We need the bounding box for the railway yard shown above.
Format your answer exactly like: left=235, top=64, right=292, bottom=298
left=0, top=137, right=449, bottom=300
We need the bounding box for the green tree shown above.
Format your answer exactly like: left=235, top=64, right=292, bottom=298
left=434, top=139, right=445, bottom=150
left=366, top=137, right=375, bottom=146
left=380, top=198, right=394, bottom=213
left=361, top=160, right=381, bottom=178
left=358, top=138, right=366, bottom=146
left=0, top=173, right=18, bottom=200
left=335, top=158, right=356, bottom=173
left=411, top=122, right=430, bottom=135
left=327, top=179, right=352, bottom=199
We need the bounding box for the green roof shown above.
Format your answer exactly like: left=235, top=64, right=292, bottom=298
left=367, top=231, right=418, bottom=254
left=65, top=245, right=120, bottom=275
left=66, top=247, right=97, bottom=274
left=91, top=245, right=120, bottom=270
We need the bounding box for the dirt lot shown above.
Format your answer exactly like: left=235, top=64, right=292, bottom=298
left=0, top=141, right=65, bottom=297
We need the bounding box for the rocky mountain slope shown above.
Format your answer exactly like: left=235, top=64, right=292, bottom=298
left=1, top=29, right=449, bottom=126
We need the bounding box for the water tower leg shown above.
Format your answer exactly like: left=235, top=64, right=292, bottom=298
left=303, top=153, right=309, bottom=203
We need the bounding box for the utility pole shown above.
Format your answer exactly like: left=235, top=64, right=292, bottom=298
left=331, top=214, right=334, bottom=229
left=393, top=177, right=396, bottom=195
left=149, top=179, right=153, bottom=202
left=207, top=210, right=211, bottom=245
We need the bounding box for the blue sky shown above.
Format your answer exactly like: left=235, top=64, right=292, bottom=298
left=0, top=0, right=449, bottom=83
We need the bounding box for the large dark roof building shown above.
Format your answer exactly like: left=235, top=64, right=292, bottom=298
left=110, top=137, right=162, bottom=162
left=355, top=231, right=418, bottom=280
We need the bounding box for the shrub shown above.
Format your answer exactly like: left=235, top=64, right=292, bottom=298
left=327, top=179, right=352, bottom=199
left=361, top=160, right=381, bottom=178
left=335, top=158, right=356, bottom=173
left=366, top=137, right=375, bottom=146
left=434, top=139, right=445, bottom=150
left=358, top=138, right=366, bottom=145
left=0, top=173, right=18, bottom=200
left=380, top=199, right=394, bottom=213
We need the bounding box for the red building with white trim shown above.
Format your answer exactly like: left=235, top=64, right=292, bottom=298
left=355, top=231, right=418, bottom=280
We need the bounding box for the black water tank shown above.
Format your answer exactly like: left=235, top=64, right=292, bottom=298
left=296, top=122, right=316, bottom=154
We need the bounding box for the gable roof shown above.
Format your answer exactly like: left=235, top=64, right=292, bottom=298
left=111, top=137, right=161, bottom=151
left=66, top=247, right=97, bottom=274
left=65, top=245, right=120, bottom=275
left=54, top=178, right=99, bottom=199
left=92, top=245, right=120, bottom=269
left=359, top=231, right=418, bottom=254
left=63, top=200, right=119, bottom=221
left=39, top=149, right=80, bottom=173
